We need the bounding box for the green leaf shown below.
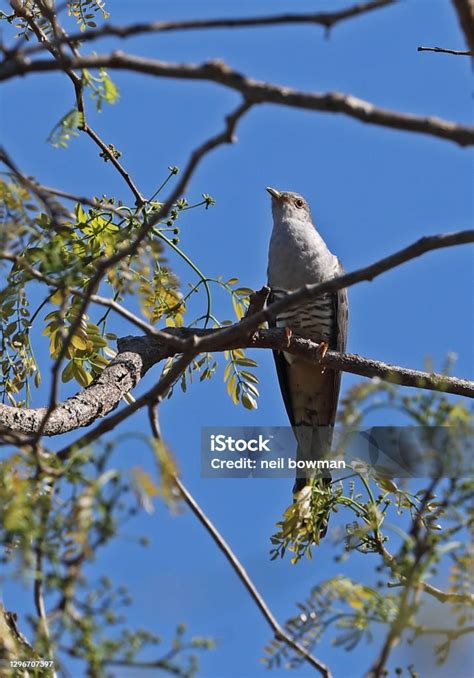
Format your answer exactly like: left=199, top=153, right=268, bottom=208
left=223, top=361, right=233, bottom=383
left=235, top=357, right=258, bottom=368
left=61, top=360, right=75, bottom=383
left=226, top=373, right=236, bottom=398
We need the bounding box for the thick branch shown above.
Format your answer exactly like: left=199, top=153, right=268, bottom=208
left=0, top=603, right=37, bottom=671
left=0, top=327, right=472, bottom=439
left=16, top=98, right=250, bottom=445
left=1, top=229, right=472, bottom=438
left=2, top=54, right=473, bottom=146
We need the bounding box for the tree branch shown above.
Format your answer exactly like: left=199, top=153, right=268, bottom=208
left=2, top=54, right=473, bottom=146
left=0, top=229, right=472, bottom=439
left=148, top=406, right=332, bottom=677
left=24, top=0, right=145, bottom=205
left=411, top=624, right=474, bottom=640
left=9, top=97, right=251, bottom=446
left=365, top=479, right=443, bottom=678
left=196, top=230, right=474, bottom=352
left=18, top=0, right=398, bottom=57
left=417, top=46, right=472, bottom=56
left=0, top=325, right=471, bottom=440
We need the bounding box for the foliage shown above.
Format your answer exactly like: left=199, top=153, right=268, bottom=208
left=0, top=443, right=214, bottom=675
left=0, top=2, right=262, bottom=670
left=68, top=0, right=109, bottom=31
left=0, top=2, right=471, bottom=677
left=266, top=373, right=473, bottom=671
left=47, top=109, right=85, bottom=149
left=264, top=576, right=398, bottom=668
left=0, top=169, right=262, bottom=408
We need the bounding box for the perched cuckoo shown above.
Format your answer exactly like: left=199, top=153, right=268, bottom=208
left=266, top=187, right=348, bottom=504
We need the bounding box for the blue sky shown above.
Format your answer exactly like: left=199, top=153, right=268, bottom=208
left=1, top=1, right=473, bottom=677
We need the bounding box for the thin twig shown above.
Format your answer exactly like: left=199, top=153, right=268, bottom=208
left=18, top=0, right=398, bottom=57
left=31, top=0, right=145, bottom=205
left=148, top=405, right=332, bottom=678
left=417, top=46, right=472, bottom=56
left=411, top=624, right=474, bottom=639
left=451, top=0, right=474, bottom=55
left=365, top=479, right=442, bottom=678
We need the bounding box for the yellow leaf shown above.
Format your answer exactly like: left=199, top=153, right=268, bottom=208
left=226, top=373, right=236, bottom=398
left=61, top=360, right=75, bottom=383
left=223, top=362, right=233, bottom=382
left=232, top=296, right=244, bottom=320
left=74, top=364, right=93, bottom=387
left=71, top=334, right=88, bottom=351
left=132, top=466, right=159, bottom=497
left=242, top=392, right=257, bottom=410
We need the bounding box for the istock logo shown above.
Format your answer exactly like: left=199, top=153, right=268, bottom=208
left=210, top=434, right=272, bottom=453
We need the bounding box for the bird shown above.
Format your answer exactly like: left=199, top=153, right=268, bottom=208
left=266, top=187, right=348, bottom=533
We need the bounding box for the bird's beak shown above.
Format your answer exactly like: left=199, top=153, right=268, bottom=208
left=266, top=186, right=282, bottom=200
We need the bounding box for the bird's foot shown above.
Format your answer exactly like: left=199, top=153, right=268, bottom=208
left=284, top=326, right=292, bottom=347
left=316, top=341, right=329, bottom=372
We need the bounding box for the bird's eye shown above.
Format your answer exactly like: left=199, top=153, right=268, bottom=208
left=295, top=199, right=304, bottom=208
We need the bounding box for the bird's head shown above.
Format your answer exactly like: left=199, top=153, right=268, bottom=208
left=266, top=187, right=312, bottom=223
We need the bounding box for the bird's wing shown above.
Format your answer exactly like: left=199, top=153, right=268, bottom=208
left=269, top=278, right=348, bottom=429
left=268, top=289, right=296, bottom=426
left=328, top=267, right=349, bottom=424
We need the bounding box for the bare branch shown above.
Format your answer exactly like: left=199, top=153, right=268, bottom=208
left=0, top=325, right=471, bottom=441
left=417, top=46, right=472, bottom=56
left=415, top=581, right=474, bottom=606
left=199, top=230, right=474, bottom=352
left=387, top=579, right=474, bottom=605
left=2, top=54, right=473, bottom=146
left=18, top=0, right=398, bottom=57
left=23, top=0, right=145, bottom=205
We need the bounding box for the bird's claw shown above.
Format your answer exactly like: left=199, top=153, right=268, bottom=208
left=316, top=341, right=329, bottom=360
left=316, top=341, right=329, bottom=373
left=284, top=327, right=292, bottom=347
